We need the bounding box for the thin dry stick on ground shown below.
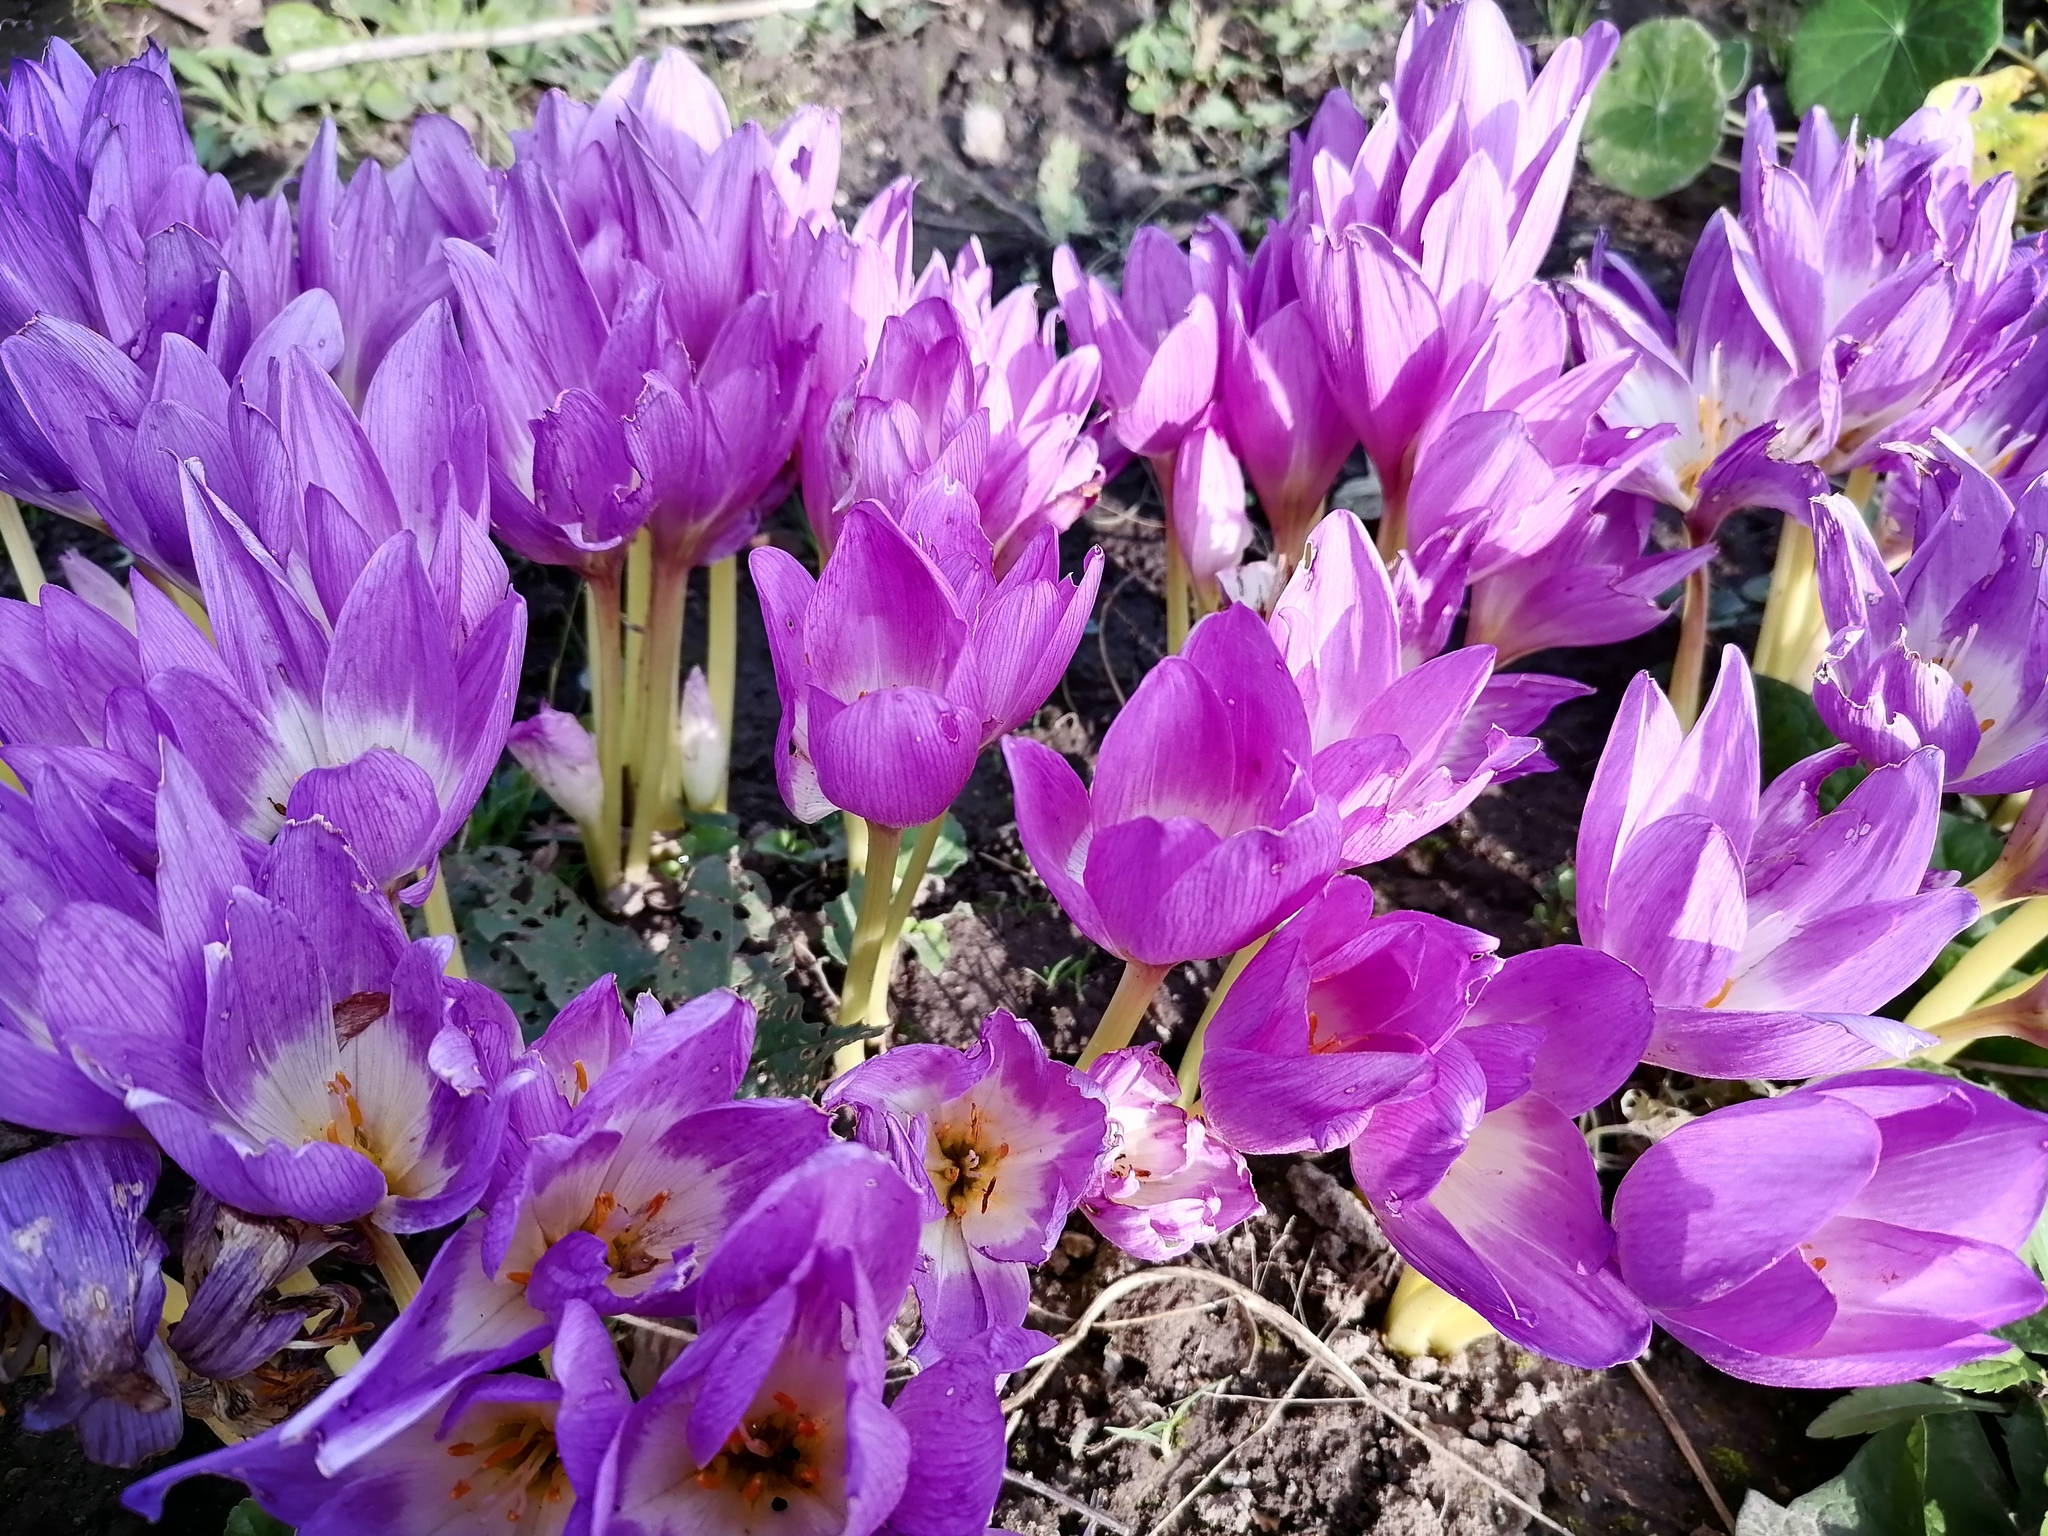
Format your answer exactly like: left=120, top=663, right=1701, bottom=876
left=1003, top=1467, right=1137, bottom=1535
left=1003, top=1266, right=1570, bottom=1535
left=1627, top=1359, right=1739, bottom=1534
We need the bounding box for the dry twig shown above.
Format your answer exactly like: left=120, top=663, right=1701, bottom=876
left=1003, top=1467, right=1136, bottom=1535
left=1003, top=1267, right=1567, bottom=1534
left=1627, top=1359, right=1737, bottom=1535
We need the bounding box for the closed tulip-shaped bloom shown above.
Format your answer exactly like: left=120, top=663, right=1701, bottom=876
left=506, top=704, right=604, bottom=828
left=1081, top=1044, right=1259, bottom=1260
left=1579, top=648, right=1975, bottom=1077
left=1004, top=602, right=1340, bottom=967
left=1271, top=510, right=1577, bottom=865
left=755, top=482, right=1101, bottom=832
left=826, top=1010, right=1109, bottom=1366
left=1814, top=451, right=2048, bottom=792
left=39, top=799, right=517, bottom=1231
left=1201, top=877, right=1654, bottom=1367
left=1054, top=228, right=1221, bottom=461
left=1292, top=1, right=1616, bottom=533
left=0, top=1137, right=180, bottom=1466
left=1615, top=1072, right=2048, bottom=1386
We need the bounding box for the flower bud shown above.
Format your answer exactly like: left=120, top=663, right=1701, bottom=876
left=678, top=667, right=727, bottom=813
left=507, top=705, right=603, bottom=828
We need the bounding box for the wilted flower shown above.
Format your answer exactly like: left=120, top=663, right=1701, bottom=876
left=1200, top=877, right=1655, bottom=1368
left=0, top=1137, right=180, bottom=1467
left=826, top=1009, right=1109, bottom=1366
left=1578, top=648, right=1974, bottom=1076
left=1615, top=1072, right=2048, bottom=1386
left=1081, top=1044, right=1260, bottom=1260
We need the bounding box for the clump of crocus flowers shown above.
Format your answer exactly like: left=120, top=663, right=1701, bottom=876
left=6, top=6, right=2048, bottom=1530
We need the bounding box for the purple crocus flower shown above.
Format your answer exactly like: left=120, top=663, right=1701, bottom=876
left=816, top=279, right=1103, bottom=571
left=38, top=801, right=517, bottom=1229
left=826, top=1009, right=1109, bottom=1367
left=0, top=41, right=304, bottom=518
left=1200, top=877, right=1655, bottom=1368
left=280, top=989, right=824, bottom=1475
left=1732, top=89, right=2039, bottom=472
left=1615, top=1072, right=2048, bottom=1387
left=0, top=1137, right=180, bottom=1467
left=1292, top=0, right=1616, bottom=541
left=1270, top=509, right=1579, bottom=865
left=1170, top=410, right=1254, bottom=608
left=1196, top=217, right=1355, bottom=565
left=1579, top=648, right=1975, bottom=1077
left=604, top=1142, right=931, bottom=1536
left=1813, top=449, right=2048, bottom=792
left=1054, top=226, right=1221, bottom=466
left=1081, top=1043, right=1260, bottom=1260
left=1004, top=602, right=1340, bottom=969
left=754, top=481, right=1102, bottom=833
left=1568, top=235, right=1831, bottom=542
left=1460, top=490, right=1716, bottom=662
left=295, top=113, right=500, bottom=405
left=128, top=1297, right=626, bottom=1535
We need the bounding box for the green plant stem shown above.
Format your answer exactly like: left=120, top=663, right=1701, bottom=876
left=620, top=530, right=652, bottom=817
left=1176, top=935, right=1268, bottom=1106
left=0, top=493, right=43, bottom=603
left=422, top=859, right=468, bottom=980
left=832, top=820, right=903, bottom=1076
left=624, top=556, right=688, bottom=885
left=362, top=1223, right=421, bottom=1312
left=1080, top=958, right=1173, bottom=1069
left=707, top=555, right=738, bottom=813
left=1906, top=897, right=2048, bottom=1033
left=585, top=570, right=625, bottom=895
left=1670, top=558, right=1711, bottom=729
left=1166, top=537, right=1191, bottom=655
left=861, top=816, right=946, bottom=1026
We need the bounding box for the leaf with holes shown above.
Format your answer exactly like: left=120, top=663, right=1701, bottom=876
left=1788, top=0, right=1999, bottom=138
left=1583, top=18, right=1727, bottom=199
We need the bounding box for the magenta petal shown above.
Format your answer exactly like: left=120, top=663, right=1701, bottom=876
left=285, top=748, right=442, bottom=888
left=1644, top=1005, right=1932, bottom=1079
left=808, top=684, right=977, bottom=832
left=1613, top=1093, right=1880, bottom=1309
left=1598, top=814, right=1746, bottom=1006
left=1002, top=735, right=1109, bottom=950
left=1468, top=946, right=1652, bottom=1115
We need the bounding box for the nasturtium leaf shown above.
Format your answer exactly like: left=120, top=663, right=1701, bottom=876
left=1788, top=0, right=2000, bottom=138
left=1717, top=37, right=1752, bottom=98
left=224, top=1500, right=293, bottom=1536
left=1583, top=18, right=1726, bottom=199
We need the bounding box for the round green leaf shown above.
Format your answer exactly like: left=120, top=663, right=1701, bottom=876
left=1788, top=0, right=2000, bottom=138
left=1582, top=18, right=1726, bottom=200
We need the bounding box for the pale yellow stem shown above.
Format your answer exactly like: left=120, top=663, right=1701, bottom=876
left=422, top=861, right=468, bottom=979
left=832, top=821, right=903, bottom=1076
left=624, top=560, right=687, bottom=885
left=1383, top=1267, right=1496, bottom=1357
left=1753, top=518, right=1816, bottom=680
left=1080, top=958, right=1173, bottom=1069
left=0, top=492, right=43, bottom=602
left=707, top=555, right=737, bottom=813
left=862, top=816, right=945, bottom=1027
left=585, top=572, right=625, bottom=896
left=1165, top=534, right=1191, bottom=655
left=142, top=566, right=212, bottom=640
left=1376, top=477, right=1409, bottom=563
left=1670, top=559, right=1711, bottom=730
left=363, top=1223, right=421, bottom=1311
left=1176, top=934, right=1268, bottom=1106
left=620, top=530, right=652, bottom=806
left=1905, top=897, right=2048, bottom=1031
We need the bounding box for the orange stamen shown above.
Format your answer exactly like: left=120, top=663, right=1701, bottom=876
left=447, top=1442, right=476, bottom=1457
left=451, top=1481, right=473, bottom=1499
left=573, top=1060, right=589, bottom=1094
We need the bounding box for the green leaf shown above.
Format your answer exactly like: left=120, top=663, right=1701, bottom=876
left=1756, top=675, right=1843, bottom=785
left=1788, top=0, right=2000, bottom=138
left=1582, top=18, right=1726, bottom=199
left=1717, top=37, right=1752, bottom=97
left=1920, top=1410, right=2026, bottom=1535
left=1036, top=133, right=1091, bottom=244
left=1808, top=1382, right=2001, bottom=1438
left=1935, top=810, right=2007, bottom=884
left=1934, top=1348, right=2047, bottom=1393
left=2000, top=1401, right=2048, bottom=1531
left=263, top=1, right=350, bottom=54
left=224, top=1500, right=294, bottom=1536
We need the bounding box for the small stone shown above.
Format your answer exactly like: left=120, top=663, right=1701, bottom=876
left=960, top=102, right=1009, bottom=166
left=1013, top=60, right=1040, bottom=93
left=1058, top=1231, right=1097, bottom=1260
left=1002, top=20, right=1032, bottom=48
